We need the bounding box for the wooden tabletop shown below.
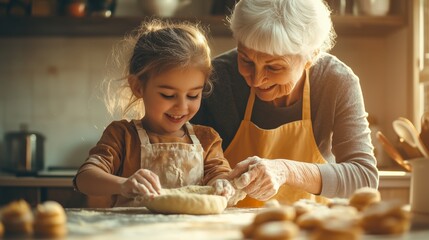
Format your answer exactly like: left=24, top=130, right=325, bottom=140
left=66, top=207, right=429, bottom=240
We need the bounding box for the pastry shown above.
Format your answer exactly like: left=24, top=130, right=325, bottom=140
left=349, top=187, right=381, bottom=211
left=296, top=208, right=330, bottom=230
left=361, top=201, right=410, bottom=235
left=312, top=217, right=362, bottom=240
left=1, top=199, right=33, bottom=235
left=292, top=199, right=322, bottom=221
left=0, top=222, right=4, bottom=237
left=33, top=201, right=67, bottom=238
left=242, top=206, right=296, bottom=239
left=253, top=207, right=296, bottom=226
left=253, top=221, right=299, bottom=240
left=327, top=198, right=349, bottom=208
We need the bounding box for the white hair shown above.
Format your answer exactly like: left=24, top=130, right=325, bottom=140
left=229, top=0, right=336, bottom=60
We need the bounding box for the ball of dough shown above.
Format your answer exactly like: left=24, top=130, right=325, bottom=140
left=361, top=201, right=411, bottom=235
left=349, top=187, right=381, bottom=211
left=33, top=201, right=67, bottom=238
left=1, top=199, right=33, bottom=235
left=253, top=221, right=299, bottom=240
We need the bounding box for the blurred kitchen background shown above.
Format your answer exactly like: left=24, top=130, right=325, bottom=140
left=0, top=0, right=428, bottom=172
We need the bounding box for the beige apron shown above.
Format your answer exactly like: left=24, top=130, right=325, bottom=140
left=114, top=121, right=204, bottom=207
left=224, top=69, right=328, bottom=207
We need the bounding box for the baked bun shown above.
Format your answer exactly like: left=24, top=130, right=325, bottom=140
left=253, top=207, right=296, bottom=226
left=295, top=208, right=330, bottom=231
left=361, top=201, right=410, bottom=235
left=327, top=198, right=349, bottom=208
left=0, top=221, right=4, bottom=237
left=312, top=218, right=362, bottom=240
left=253, top=221, right=299, bottom=240
left=1, top=199, right=33, bottom=235
left=33, top=201, right=67, bottom=238
left=292, top=199, right=322, bottom=221
left=242, top=206, right=296, bottom=239
left=349, top=187, right=381, bottom=211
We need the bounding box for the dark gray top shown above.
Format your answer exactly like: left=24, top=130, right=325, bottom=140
left=192, top=49, right=379, bottom=198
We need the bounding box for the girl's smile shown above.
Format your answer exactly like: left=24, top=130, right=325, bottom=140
left=141, top=66, right=205, bottom=137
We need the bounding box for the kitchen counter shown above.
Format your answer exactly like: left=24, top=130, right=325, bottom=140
left=0, top=170, right=76, bottom=187
left=378, top=170, right=411, bottom=188
left=3, top=207, right=428, bottom=240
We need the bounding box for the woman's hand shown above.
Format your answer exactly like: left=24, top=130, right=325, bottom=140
left=228, top=156, right=289, bottom=201
left=210, top=179, right=235, bottom=199
left=209, top=178, right=247, bottom=207
left=120, top=169, right=162, bottom=199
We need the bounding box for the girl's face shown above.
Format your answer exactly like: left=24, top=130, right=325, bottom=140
left=237, top=43, right=308, bottom=102
left=141, top=67, right=205, bottom=137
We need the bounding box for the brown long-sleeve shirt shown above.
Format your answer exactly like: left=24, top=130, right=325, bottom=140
left=74, top=120, right=231, bottom=207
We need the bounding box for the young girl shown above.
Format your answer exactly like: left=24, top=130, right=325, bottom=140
left=73, top=20, right=235, bottom=207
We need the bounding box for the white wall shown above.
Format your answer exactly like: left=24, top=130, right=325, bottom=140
left=0, top=30, right=407, bottom=169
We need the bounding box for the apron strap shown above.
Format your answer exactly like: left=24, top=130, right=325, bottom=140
left=244, top=88, right=256, bottom=121
left=185, top=122, right=200, bottom=144
left=132, top=119, right=150, bottom=145
left=302, top=68, right=311, bottom=120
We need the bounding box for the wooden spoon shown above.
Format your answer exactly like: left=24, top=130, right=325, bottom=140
left=392, top=117, right=429, bottom=157
left=376, top=131, right=411, bottom=172
left=419, top=111, right=429, bottom=152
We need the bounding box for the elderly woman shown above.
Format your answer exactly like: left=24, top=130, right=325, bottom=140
left=192, top=0, right=378, bottom=207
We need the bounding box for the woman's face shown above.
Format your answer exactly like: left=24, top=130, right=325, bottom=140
left=237, top=43, right=308, bottom=102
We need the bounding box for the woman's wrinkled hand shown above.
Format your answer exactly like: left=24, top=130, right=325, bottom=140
left=210, top=179, right=235, bottom=199
left=209, top=178, right=247, bottom=207
left=229, top=156, right=288, bottom=201
left=120, top=169, right=162, bottom=199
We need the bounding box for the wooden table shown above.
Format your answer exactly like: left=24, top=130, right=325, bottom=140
left=2, top=207, right=429, bottom=239
left=64, top=208, right=429, bottom=239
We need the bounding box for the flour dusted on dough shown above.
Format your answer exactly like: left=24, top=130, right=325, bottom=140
left=135, top=186, right=227, bottom=215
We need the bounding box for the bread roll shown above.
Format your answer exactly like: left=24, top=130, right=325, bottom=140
left=349, top=187, right=381, bottom=211
left=312, top=218, right=362, bottom=240
left=33, top=201, right=67, bottom=238
left=361, top=201, right=410, bottom=235
left=254, top=221, right=299, bottom=240
left=1, top=199, right=33, bottom=235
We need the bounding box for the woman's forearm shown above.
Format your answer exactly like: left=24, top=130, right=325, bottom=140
left=282, top=160, right=322, bottom=195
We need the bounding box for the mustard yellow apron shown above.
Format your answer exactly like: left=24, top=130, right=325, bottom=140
left=224, top=69, right=328, bottom=207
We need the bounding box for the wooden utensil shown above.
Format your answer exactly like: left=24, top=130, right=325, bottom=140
left=397, top=137, right=424, bottom=159
left=392, top=117, right=429, bottom=157
left=419, top=112, right=429, bottom=152
left=376, top=131, right=411, bottom=172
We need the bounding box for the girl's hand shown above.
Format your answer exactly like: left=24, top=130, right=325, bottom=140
left=120, top=169, right=162, bottom=199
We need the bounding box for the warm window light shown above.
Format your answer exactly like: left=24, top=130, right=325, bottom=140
left=379, top=170, right=409, bottom=177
